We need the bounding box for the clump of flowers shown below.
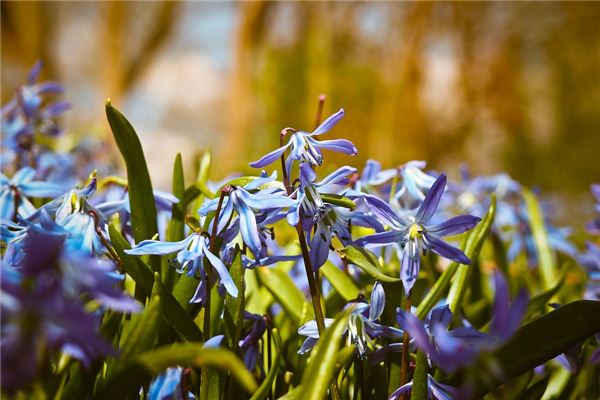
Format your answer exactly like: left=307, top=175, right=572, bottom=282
left=1, top=64, right=599, bottom=400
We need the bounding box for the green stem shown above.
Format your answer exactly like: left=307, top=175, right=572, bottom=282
left=399, top=295, right=412, bottom=400
left=200, top=188, right=229, bottom=400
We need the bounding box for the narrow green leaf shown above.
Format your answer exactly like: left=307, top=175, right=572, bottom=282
left=250, top=329, right=282, bottom=400
left=165, top=152, right=185, bottom=292
left=339, top=245, right=401, bottom=283
left=297, top=311, right=352, bottom=400
left=321, top=261, right=360, bottom=301
left=224, top=246, right=246, bottom=351
left=473, top=300, right=600, bottom=396
left=95, top=345, right=257, bottom=399
left=105, top=101, right=158, bottom=245
left=522, top=188, right=558, bottom=289
left=514, top=377, right=550, bottom=400
left=411, top=350, right=428, bottom=400
left=448, top=195, right=497, bottom=318
left=109, top=225, right=203, bottom=341
left=525, top=269, right=566, bottom=320
left=417, top=194, right=496, bottom=319
left=118, top=277, right=161, bottom=361
left=257, top=267, right=313, bottom=325
left=139, top=345, right=257, bottom=392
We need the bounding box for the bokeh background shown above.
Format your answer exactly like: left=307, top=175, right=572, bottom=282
left=2, top=1, right=599, bottom=225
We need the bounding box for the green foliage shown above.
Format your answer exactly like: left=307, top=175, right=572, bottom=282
left=340, top=245, right=401, bottom=283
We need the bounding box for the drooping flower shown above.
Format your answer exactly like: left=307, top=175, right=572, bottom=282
left=125, top=232, right=238, bottom=303
left=0, top=167, right=64, bottom=220
left=199, top=172, right=296, bottom=258
left=298, top=282, right=403, bottom=357
left=249, top=109, right=357, bottom=174
left=358, top=174, right=480, bottom=294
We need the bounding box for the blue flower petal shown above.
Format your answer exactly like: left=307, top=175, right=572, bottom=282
left=11, top=167, right=35, bottom=185
left=316, top=166, right=357, bottom=187
left=355, top=229, right=405, bottom=248
left=369, top=281, right=385, bottom=321
left=400, top=250, right=420, bottom=295
left=232, top=194, right=261, bottom=257
left=125, top=235, right=195, bottom=255
left=428, top=215, right=480, bottom=237
left=249, top=143, right=289, bottom=168
left=416, top=173, right=446, bottom=223
left=310, top=137, right=358, bottom=156
left=311, top=108, right=344, bottom=136
left=201, top=241, right=238, bottom=298
left=426, top=235, right=470, bottom=264
left=20, top=181, right=65, bottom=198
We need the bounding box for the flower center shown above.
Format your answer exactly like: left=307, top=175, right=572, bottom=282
left=409, top=223, right=423, bottom=240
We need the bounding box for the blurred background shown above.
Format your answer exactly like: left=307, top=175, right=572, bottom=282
left=2, top=1, right=599, bottom=224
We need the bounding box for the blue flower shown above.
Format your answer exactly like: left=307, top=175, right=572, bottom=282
left=1, top=61, right=69, bottom=168
left=249, top=109, right=357, bottom=173
left=298, top=282, right=403, bottom=357
left=586, top=184, right=600, bottom=235
left=579, top=242, right=600, bottom=300
left=358, top=174, right=480, bottom=294
left=395, top=305, right=494, bottom=373
left=1, top=230, right=138, bottom=394
left=353, top=159, right=396, bottom=194
left=125, top=232, right=238, bottom=302
left=0, top=167, right=64, bottom=220
left=199, top=173, right=296, bottom=258
left=148, top=367, right=195, bottom=400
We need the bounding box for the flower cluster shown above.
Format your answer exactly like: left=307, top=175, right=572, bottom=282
left=1, top=64, right=599, bottom=400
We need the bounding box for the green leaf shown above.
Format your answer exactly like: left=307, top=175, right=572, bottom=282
left=118, top=276, right=162, bottom=361
left=473, top=300, right=600, bottom=397
left=167, top=152, right=185, bottom=242
left=447, top=195, right=497, bottom=318
left=224, top=246, right=246, bottom=351
left=94, top=344, right=257, bottom=399
left=525, top=269, right=566, bottom=320
left=250, top=329, right=282, bottom=400
left=105, top=101, right=158, bottom=246
left=257, top=267, right=313, bottom=325
left=140, top=345, right=257, bottom=392
left=522, top=188, right=558, bottom=289
left=297, top=310, right=352, bottom=400
left=108, top=225, right=203, bottom=341
left=321, top=261, right=360, bottom=301
left=339, top=245, right=401, bottom=283
left=411, top=350, right=428, bottom=400
left=417, top=194, right=496, bottom=320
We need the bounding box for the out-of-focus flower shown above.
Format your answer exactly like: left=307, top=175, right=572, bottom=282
left=249, top=109, right=357, bottom=174
left=148, top=367, right=195, bottom=400
left=1, top=61, right=70, bottom=168
left=1, top=231, right=138, bottom=394
left=0, top=167, right=64, bottom=220
left=358, top=174, right=480, bottom=294
left=396, top=305, right=493, bottom=373
left=586, top=184, right=600, bottom=235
